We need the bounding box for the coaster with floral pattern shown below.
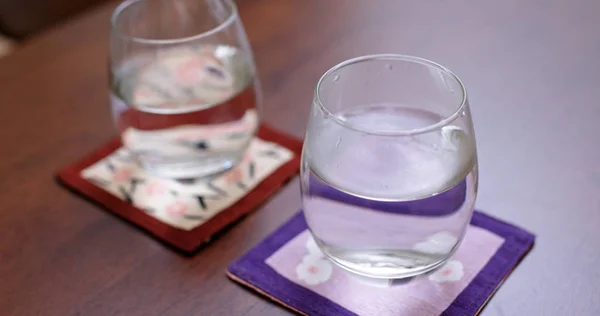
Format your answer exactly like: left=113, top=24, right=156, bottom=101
left=227, top=210, right=534, bottom=316
left=57, top=125, right=302, bottom=253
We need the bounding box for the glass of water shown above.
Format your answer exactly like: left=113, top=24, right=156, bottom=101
left=109, top=0, right=259, bottom=179
left=301, top=54, right=478, bottom=279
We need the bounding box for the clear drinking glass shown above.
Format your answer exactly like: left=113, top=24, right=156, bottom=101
left=301, top=54, right=478, bottom=279
left=109, top=0, right=259, bottom=179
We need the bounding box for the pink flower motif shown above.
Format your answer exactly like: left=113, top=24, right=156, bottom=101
left=113, top=168, right=132, bottom=182
left=176, top=57, right=203, bottom=83
left=145, top=182, right=167, bottom=196
left=166, top=201, right=187, bottom=217
left=224, top=168, right=243, bottom=185
left=134, top=89, right=152, bottom=100
left=296, top=255, right=333, bottom=285
left=242, top=151, right=253, bottom=163
left=428, top=260, right=464, bottom=283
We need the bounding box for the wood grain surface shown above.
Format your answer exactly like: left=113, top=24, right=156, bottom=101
left=1, top=0, right=599, bottom=315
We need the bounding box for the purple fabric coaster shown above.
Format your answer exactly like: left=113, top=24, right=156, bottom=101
left=227, top=210, right=534, bottom=316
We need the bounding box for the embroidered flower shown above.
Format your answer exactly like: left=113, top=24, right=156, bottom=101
left=133, top=89, right=153, bottom=102
left=296, top=255, right=333, bottom=285
left=145, top=182, right=167, bottom=196
left=176, top=55, right=226, bottom=85
left=412, top=231, right=458, bottom=255
left=166, top=201, right=187, bottom=217
left=224, top=168, right=243, bottom=185
left=242, top=151, right=253, bottom=163
left=113, top=167, right=132, bottom=183
left=428, top=260, right=464, bottom=283
left=176, top=57, right=204, bottom=83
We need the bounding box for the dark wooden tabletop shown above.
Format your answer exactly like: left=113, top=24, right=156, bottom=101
left=1, top=0, right=599, bottom=315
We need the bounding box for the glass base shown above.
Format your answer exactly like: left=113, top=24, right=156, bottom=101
left=315, top=237, right=454, bottom=280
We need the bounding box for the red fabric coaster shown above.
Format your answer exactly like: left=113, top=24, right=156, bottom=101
left=57, top=125, right=302, bottom=253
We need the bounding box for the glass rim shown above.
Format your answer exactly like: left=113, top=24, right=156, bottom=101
left=314, top=54, right=468, bottom=136
left=110, top=0, right=238, bottom=45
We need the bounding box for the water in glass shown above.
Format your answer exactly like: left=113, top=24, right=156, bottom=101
left=109, top=0, right=259, bottom=178
left=301, top=55, right=478, bottom=279
left=111, top=45, right=257, bottom=178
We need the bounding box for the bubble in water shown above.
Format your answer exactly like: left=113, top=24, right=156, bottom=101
left=461, top=110, right=466, bottom=117
left=335, top=137, right=342, bottom=147
left=333, top=74, right=340, bottom=82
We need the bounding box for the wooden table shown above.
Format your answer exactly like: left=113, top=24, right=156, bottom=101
left=1, top=0, right=599, bottom=315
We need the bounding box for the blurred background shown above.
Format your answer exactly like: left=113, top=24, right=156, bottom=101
left=0, top=0, right=109, bottom=57
left=1, top=0, right=599, bottom=314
